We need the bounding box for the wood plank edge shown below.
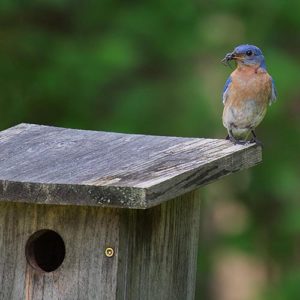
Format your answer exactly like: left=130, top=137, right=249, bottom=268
left=143, top=144, right=262, bottom=207
left=0, top=180, right=148, bottom=209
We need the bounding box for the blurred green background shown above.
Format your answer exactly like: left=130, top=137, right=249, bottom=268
left=1, top=1, right=300, bottom=299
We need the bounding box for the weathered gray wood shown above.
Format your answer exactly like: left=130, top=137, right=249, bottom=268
left=0, top=202, right=120, bottom=300
left=0, top=191, right=201, bottom=300
left=0, top=123, right=262, bottom=208
left=117, top=190, right=201, bottom=300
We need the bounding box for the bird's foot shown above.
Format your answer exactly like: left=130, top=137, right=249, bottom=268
left=227, top=136, right=248, bottom=145
left=233, top=139, right=249, bottom=145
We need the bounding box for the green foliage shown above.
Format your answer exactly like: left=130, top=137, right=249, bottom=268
left=1, top=1, right=300, bottom=298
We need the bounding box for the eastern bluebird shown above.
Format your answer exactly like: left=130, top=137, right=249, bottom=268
left=221, top=44, right=277, bottom=145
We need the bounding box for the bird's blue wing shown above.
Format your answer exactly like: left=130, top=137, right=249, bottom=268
left=269, top=77, right=277, bottom=105
left=222, top=76, right=232, bottom=104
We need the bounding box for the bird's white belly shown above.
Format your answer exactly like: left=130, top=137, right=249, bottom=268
left=223, top=99, right=267, bottom=138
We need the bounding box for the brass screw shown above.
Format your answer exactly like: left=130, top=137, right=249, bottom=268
left=105, top=247, right=114, bottom=257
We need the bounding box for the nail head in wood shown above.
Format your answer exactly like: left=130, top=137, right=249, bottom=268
left=105, top=247, right=114, bottom=257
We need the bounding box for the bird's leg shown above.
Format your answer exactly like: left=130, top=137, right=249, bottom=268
left=250, top=130, right=263, bottom=147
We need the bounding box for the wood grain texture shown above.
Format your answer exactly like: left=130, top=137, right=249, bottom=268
left=0, top=191, right=201, bottom=300
left=117, top=190, right=201, bottom=300
left=0, top=123, right=262, bottom=208
left=0, top=202, right=120, bottom=300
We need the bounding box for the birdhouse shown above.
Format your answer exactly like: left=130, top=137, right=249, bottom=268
left=0, top=123, right=261, bottom=299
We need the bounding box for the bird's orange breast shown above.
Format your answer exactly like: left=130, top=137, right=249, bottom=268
left=229, top=66, right=272, bottom=105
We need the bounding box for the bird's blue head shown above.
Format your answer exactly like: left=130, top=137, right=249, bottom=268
left=222, top=44, right=266, bottom=69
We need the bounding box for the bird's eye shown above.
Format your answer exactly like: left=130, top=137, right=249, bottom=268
left=246, top=50, right=253, bottom=56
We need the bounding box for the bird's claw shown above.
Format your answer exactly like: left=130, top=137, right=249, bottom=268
left=227, top=135, right=248, bottom=145
left=250, top=137, right=264, bottom=148
left=250, top=130, right=264, bottom=147
left=232, top=139, right=249, bottom=145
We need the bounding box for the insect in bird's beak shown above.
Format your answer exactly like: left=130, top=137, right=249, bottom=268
left=221, top=52, right=236, bottom=68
